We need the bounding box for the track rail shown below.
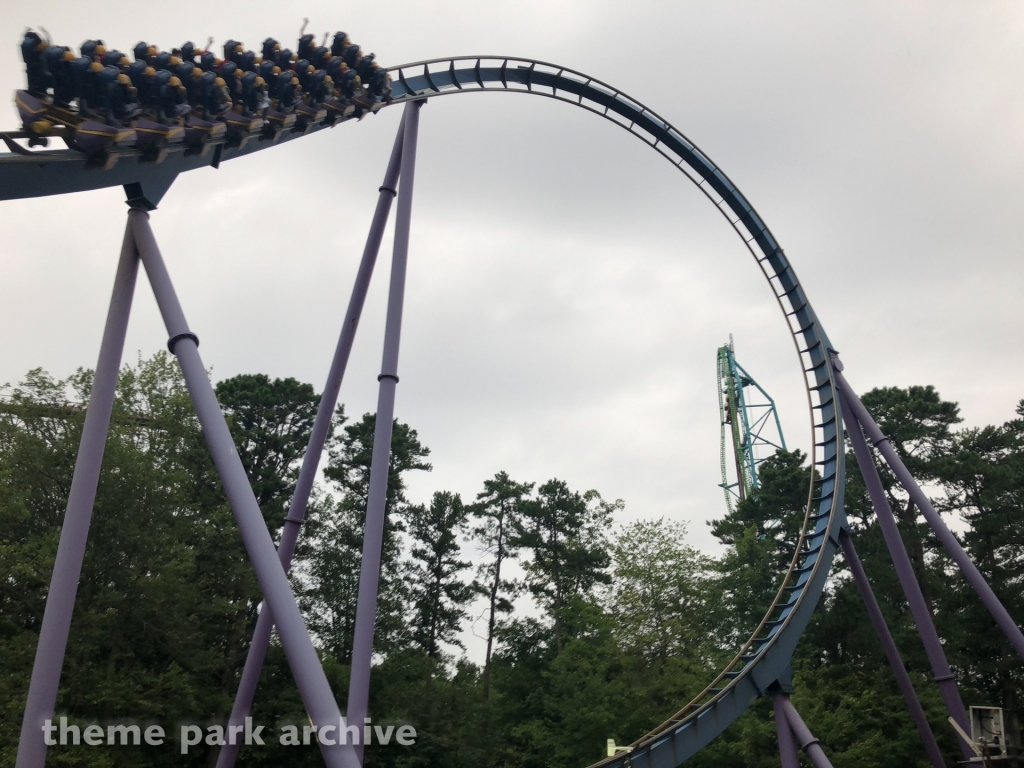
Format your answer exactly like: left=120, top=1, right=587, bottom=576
left=0, top=55, right=846, bottom=767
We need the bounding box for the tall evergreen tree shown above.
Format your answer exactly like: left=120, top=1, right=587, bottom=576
left=304, top=411, right=432, bottom=662
left=300, top=498, right=364, bottom=662
left=940, top=399, right=1024, bottom=711
left=511, top=479, right=617, bottom=653
left=710, top=450, right=812, bottom=637
left=215, top=374, right=320, bottom=534
left=407, top=491, right=475, bottom=660
left=709, top=448, right=810, bottom=566
left=470, top=471, right=533, bottom=699
left=324, top=411, right=433, bottom=512
left=859, top=385, right=961, bottom=609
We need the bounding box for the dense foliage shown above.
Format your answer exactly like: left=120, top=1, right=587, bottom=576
left=1, top=355, right=1022, bottom=767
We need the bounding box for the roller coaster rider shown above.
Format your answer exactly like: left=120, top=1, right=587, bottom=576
left=132, top=41, right=155, bottom=66
left=309, top=45, right=331, bottom=70
left=194, top=49, right=214, bottom=73
left=71, top=59, right=105, bottom=118
left=297, top=33, right=316, bottom=62
left=331, top=32, right=352, bottom=57
left=178, top=41, right=199, bottom=66
left=198, top=72, right=232, bottom=121
left=44, top=47, right=77, bottom=109
left=176, top=63, right=205, bottom=109
left=295, top=59, right=316, bottom=92
left=103, top=70, right=140, bottom=125
left=261, top=37, right=281, bottom=64
left=239, top=71, right=270, bottom=118
left=21, top=31, right=50, bottom=97
left=15, top=26, right=393, bottom=156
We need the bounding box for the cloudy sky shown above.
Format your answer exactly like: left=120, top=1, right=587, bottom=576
left=2, top=2, right=1023, bottom=652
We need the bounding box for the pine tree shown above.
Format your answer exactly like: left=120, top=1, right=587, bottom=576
left=470, top=471, right=532, bottom=699
left=941, top=399, right=1024, bottom=711
left=304, top=411, right=432, bottom=662
left=215, top=373, right=320, bottom=535
left=859, top=385, right=961, bottom=610
left=407, top=491, right=475, bottom=660
left=709, top=450, right=812, bottom=637
left=511, top=479, right=617, bottom=653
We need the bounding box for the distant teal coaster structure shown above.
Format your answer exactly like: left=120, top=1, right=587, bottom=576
left=717, top=339, right=787, bottom=514
left=6, top=53, right=1022, bottom=768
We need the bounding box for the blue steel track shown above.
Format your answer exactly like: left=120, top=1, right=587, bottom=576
left=0, top=55, right=846, bottom=768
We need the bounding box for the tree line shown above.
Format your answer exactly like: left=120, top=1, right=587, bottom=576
left=0, top=352, right=1022, bottom=767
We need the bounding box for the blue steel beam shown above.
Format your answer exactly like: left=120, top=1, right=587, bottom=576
left=0, top=56, right=846, bottom=767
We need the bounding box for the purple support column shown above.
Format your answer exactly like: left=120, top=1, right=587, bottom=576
left=215, top=114, right=407, bottom=768
left=128, top=209, right=357, bottom=768
left=835, top=365, right=1024, bottom=664
left=772, top=695, right=800, bottom=768
left=777, top=696, right=834, bottom=768
left=838, top=383, right=973, bottom=761
left=839, top=531, right=946, bottom=768
left=346, top=100, right=422, bottom=763
left=16, top=219, right=140, bottom=768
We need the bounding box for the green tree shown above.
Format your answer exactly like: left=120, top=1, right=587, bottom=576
left=608, top=518, right=722, bottom=663
left=299, top=497, right=364, bottom=662
left=0, top=354, right=265, bottom=768
left=793, top=385, right=975, bottom=767
left=940, top=399, right=1024, bottom=712
left=710, top=450, right=812, bottom=637
left=406, top=491, right=475, bottom=664
left=9, top=359, right=1024, bottom=768
left=215, top=373, right=320, bottom=534
left=469, top=471, right=532, bottom=700
left=710, top=448, right=810, bottom=566
left=859, top=386, right=961, bottom=609
left=304, top=412, right=432, bottom=662
left=511, top=479, right=617, bottom=653
left=324, top=411, right=433, bottom=513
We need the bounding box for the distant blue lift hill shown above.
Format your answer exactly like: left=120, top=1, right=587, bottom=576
left=717, top=338, right=787, bottom=514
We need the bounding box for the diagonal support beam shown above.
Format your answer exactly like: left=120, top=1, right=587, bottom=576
left=215, top=111, right=408, bottom=768
left=346, top=100, right=423, bottom=763
left=839, top=531, right=946, bottom=768
left=838, top=380, right=972, bottom=760
left=772, top=694, right=801, bottom=768
left=834, top=361, right=1024, bottom=665
left=129, top=209, right=358, bottom=768
left=776, top=695, right=834, bottom=768
left=16, top=220, right=140, bottom=768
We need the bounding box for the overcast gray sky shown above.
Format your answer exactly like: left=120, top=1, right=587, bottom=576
left=2, top=2, right=1023, bottom=653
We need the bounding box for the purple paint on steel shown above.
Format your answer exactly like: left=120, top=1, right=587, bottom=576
left=835, top=364, right=1024, bottom=664
left=346, top=100, right=422, bottom=764
left=214, top=112, right=407, bottom=768
left=15, top=219, right=139, bottom=768
left=838, top=531, right=946, bottom=768
left=777, top=696, right=834, bottom=768
left=129, top=209, right=358, bottom=768
left=772, top=695, right=800, bottom=768
left=839, top=383, right=972, bottom=760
